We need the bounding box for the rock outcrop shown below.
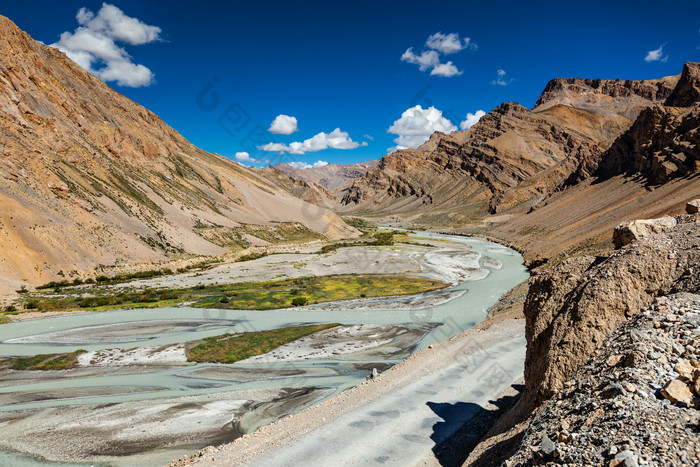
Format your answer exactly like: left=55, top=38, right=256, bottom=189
left=665, top=61, right=700, bottom=107
left=612, top=216, right=677, bottom=249
left=0, top=15, right=357, bottom=289
left=521, top=215, right=700, bottom=408
left=570, top=62, right=700, bottom=185
left=688, top=199, right=700, bottom=214
left=508, top=293, right=700, bottom=466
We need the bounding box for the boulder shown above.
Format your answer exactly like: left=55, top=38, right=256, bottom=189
left=687, top=199, right=700, bottom=214
left=613, top=216, right=677, bottom=249
left=660, top=379, right=692, bottom=405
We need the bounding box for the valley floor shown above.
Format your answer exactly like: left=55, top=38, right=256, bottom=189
left=170, top=292, right=528, bottom=467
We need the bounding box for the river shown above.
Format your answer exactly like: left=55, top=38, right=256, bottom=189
left=0, top=233, right=528, bottom=466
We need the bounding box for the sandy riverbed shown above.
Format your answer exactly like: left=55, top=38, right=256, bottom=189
left=170, top=300, right=528, bottom=466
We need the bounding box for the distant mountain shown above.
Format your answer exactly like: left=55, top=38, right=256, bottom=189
left=0, top=15, right=357, bottom=291
left=339, top=72, right=678, bottom=219
left=272, top=161, right=378, bottom=191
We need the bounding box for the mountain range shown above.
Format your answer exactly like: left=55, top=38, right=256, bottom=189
left=0, top=15, right=356, bottom=292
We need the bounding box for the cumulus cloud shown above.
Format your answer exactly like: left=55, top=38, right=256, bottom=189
left=76, top=4, right=161, bottom=45
left=259, top=128, right=361, bottom=154
left=288, top=160, right=329, bottom=169
left=644, top=44, right=669, bottom=63
left=460, top=110, right=486, bottom=130
left=492, top=69, right=513, bottom=86
left=401, top=48, right=439, bottom=71
left=401, top=32, right=475, bottom=78
left=426, top=32, right=476, bottom=54
left=51, top=3, right=161, bottom=87
left=268, top=114, right=298, bottom=134
left=234, top=152, right=258, bottom=163
left=431, top=61, right=462, bottom=77
left=387, top=105, right=457, bottom=151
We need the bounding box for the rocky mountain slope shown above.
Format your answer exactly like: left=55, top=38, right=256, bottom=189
left=0, top=16, right=356, bottom=291
left=507, top=292, right=700, bottom=466
left=489, top=62, right=700, bottom=265
left=520, top=213, right=700, bottom=409
left=339, top=72, right=677, bottom=219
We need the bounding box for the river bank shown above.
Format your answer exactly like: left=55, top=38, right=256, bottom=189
left=0, top=233, right=528, bottom=465
left=170, top=283, right=528, bottom=466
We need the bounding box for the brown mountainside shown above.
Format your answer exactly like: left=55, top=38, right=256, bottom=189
left=340, top=72, right=676, bottom=219
left=0, top=16, right=356, bottom=291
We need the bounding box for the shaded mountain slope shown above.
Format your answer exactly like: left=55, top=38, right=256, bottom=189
left=0, top=15, right=356, bottom=291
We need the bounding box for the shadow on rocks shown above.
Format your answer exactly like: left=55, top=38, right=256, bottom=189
left=427, top=384, right=524, bottom=467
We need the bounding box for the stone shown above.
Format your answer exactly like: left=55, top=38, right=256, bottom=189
left=614, top=450, right=639, bottom=467
left=687, top=199, right=700, bottom=214
left=613, top=216, right=677, bottom=249
left=660, top=379, right=693, bottom=404
left=693, top=369, right=700, bottom=397
left=541, top=435, right=556, bottom=456
left=674, top=360, right=694, bottom=380
left=607, top=354, right=623, bottom=367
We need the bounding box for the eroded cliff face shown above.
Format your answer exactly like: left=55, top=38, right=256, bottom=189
left=340, top=73, right=677, bottom=218
left=567, top=62, right=700, bottom=185
left=521, top=215, right=700, bottom=408
left=0, top=15, right=357, bottom=290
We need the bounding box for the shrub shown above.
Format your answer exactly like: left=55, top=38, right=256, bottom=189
left=291, top=296, right=308, bottom=307
left=5, top=305, right=16, bottom=312
left=16, top=285, right=28, bottom=294
left=219, top=296, right=229, bottom=303
left=25, top=300, right=39, bottom=310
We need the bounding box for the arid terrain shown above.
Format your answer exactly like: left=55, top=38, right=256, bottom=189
left=0, top=8, right=699, bottom=467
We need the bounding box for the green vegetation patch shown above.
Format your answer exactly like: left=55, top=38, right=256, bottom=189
left=190, top=274, right=445, bottom=310
left=1, top=350, right=86, bottom=371
left=186, top=323, right=339, bottom=363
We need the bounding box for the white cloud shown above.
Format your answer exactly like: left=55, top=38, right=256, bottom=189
left=387, top=105, right=457, bottom=150
left=460, top=110, right=486, bottom=130
left=431, top=61, right=462, bottom=77
left=288, top=160, right=330, bottom=169
left=51, top=3, right=161, bottom=87
left=492, top=69, right=513, bottom=86
left=401, top=48, right=439, bottom=71
left=76, top=4, right=161, bottom=45
left=234, top=152, right=258, bottom=163
left=425, top=32, right=476, bottom=54
left=401, top=32, right=475, bottom=78
left=268, top=114, right=298, bottom=134
left=259, top=128, right=360, bottom=154
left=644, top=44, right=669, bottom=63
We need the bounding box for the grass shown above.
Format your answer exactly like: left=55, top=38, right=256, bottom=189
left=0, top=315, right=11, bottom=325
left=186, top=323, right=339, bottom=363
left=18, top=274, right=447, bottom=314
left=1, top=350, right=86, bottom=371
left=188, top=274, right=446, bottom=310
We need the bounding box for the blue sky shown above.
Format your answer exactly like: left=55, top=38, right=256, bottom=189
left=3, top=1, right=700, bottom=168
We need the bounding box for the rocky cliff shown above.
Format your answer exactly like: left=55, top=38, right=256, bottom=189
left=0, top=15, right=356, bottom=291
left=521, top=214, right=700, bottom=408
left=508, top=292, right=700, bottom=466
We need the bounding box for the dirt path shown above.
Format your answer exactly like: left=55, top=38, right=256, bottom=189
left=170, top=309, right=526, bottom=466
